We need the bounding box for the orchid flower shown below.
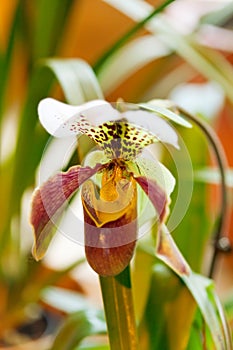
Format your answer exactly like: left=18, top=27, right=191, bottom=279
left=30, top=99, right=190, bottom=277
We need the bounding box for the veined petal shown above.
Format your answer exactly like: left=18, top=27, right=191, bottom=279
left=135, top=175, right=190, bottom=276
left=135, top=175, right=167, bottom=222
left=38, top=98, right=120, bottom=137
left=30, top=163, right=104, bottom=260
left=128, top=156, right=175, bottom=199
left=128, top=157, right=175, bottom=228
left=156, top=224, right=190, bottom=276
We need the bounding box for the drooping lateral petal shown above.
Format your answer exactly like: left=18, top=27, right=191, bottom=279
left=135, top=175, right=167, bottom=222
left=135, top=175, right=190, bottom=276
left=30, top=163, right=104, bottom=260
left=156, top=225, right=190, bottom=276
left=38, top=98, right=120, bottom=137
left=128, top=156, right=176, bottom=199
left=128, top=156, right=175, bottom=228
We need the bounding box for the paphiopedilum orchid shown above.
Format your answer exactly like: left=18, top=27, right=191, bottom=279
left=30, top=98, right=191, bottom=277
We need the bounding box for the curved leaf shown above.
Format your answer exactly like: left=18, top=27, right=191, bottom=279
left=103, top=0, right=233, bottom=103
left=182, top=272, right=232, bottom=350
left=138, top=260, right=196, bottom=350
left=44, top=58, right=104, bottom=104
left=98, top=35, right=171, bottom=94
left=51, top=309, right=106, bottom=350
left=42, top=287, right=107, bottom=350
left=195, top=167, right=233, bottom=187
left=140, top=100, right=192, bottom=128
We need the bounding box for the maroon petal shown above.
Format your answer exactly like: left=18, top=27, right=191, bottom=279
left=84, top=206, right=137, bottom=277
left=82, top=171, right=138, bottom=276
left=157, top=225, right=190, bottom=276
left=30, top=163, right=104, bottom=260
left=135, top=175, right=190, bottom=276
left=135, top=175, right=167, bottom=222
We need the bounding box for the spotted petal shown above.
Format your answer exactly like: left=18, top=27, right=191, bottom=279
left=38, top=99, right=179, bottom=151
left=123, top=110, right=179, bottom=149
left=38, top=98, right=120, bottom=137
left=30, top=163, right=104, bottom=260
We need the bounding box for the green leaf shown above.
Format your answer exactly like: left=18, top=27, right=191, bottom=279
left=45, top=58, right=104, bottom=105
left=41, top=287, right=93, bottom=314
left=132, top=237, right=156, bottom=321
left=94, top=0, right=175, bottom=73
left=76, top=346, right=109, bottom=350
left=98, top=35, right=171, bottom=94
left=3, top=67, right=53, bottom=244
left=51, top=309, right=107, bottom=350
left=21, top=259, right=85, bottom=303
left=163, top=124, right=210, bottom=272
left=32, top=0, right=75, bottom=59
left=0, top=1, right=21, bottom=122
left=104, top=0, right=233, bottom=103
left=186, top=308, right=214, bottom=350
left=0, top=1, right=83, bottom=256
left=42, top=287, right=107, bottom=350
left=195, top=167, right=233, bottom=187
left=138, top=261, right=196, bottom=350
left=140, top=100, right=192, bottom=128
left=224, top=290, right=233, bottom=320
left=182, top=272, right=232, bottom=350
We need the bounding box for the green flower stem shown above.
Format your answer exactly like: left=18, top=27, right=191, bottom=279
left=99, top=265, right=138, bottom=350
left=179, top=107, right=231, bottom=277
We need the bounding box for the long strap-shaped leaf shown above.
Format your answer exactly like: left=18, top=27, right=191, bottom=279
left=182, top=272, right=233, bottom=350
left=44, top=58, right=104, bottom=104
left=97, top=35, right=171, bottom=95
left=102, top=0, right=233, bottom=103
left=51, top=309, right=107, bottom=350
left=42, top=287, right=107, bottom=350
left=152, top=223, right=231, bottom=347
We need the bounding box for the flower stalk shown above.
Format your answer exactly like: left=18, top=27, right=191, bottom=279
left=178, top=107, right=232, bottom=277
left=99, top=265, right=139, bottom=350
